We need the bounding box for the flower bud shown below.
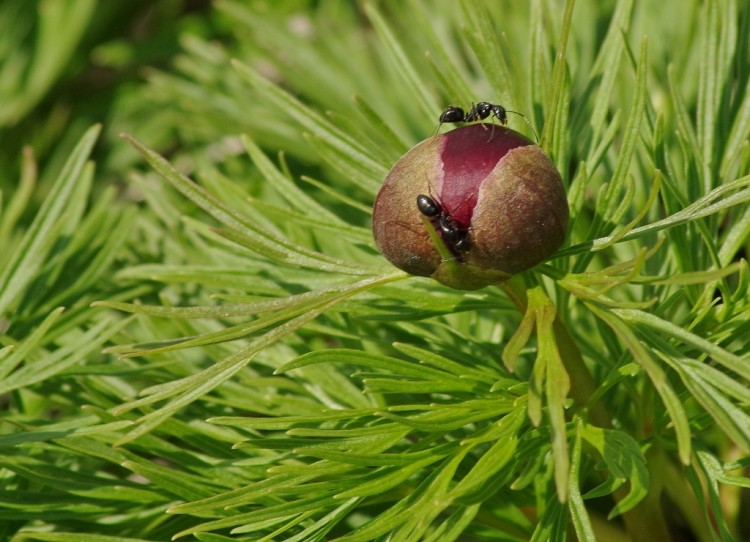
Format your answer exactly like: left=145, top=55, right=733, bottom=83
left=372, top=124, right=568, bottom=290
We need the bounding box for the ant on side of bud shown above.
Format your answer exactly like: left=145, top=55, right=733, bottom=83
left=416, top=193, right=471, bottom=260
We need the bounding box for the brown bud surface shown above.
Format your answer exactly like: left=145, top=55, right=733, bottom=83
left=372, top=124, right=568, bottom=290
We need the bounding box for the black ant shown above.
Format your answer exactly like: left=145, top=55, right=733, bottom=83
left=437, top=101, right=539, bottom=142
left=416, top=193, right=471, bottom=259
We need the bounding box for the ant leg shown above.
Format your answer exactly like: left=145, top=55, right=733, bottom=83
left=468, top=102, right=488, bottom=131
left=487, top=121, right=496, bottom=142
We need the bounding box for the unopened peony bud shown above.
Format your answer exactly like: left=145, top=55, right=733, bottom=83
left=372, top=124, right=568, bottom=290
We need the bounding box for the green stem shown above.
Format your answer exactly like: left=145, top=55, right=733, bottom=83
left=499, top=274, right=672, bottom=540
left=614, top=445, right=672, bottom=542
left=662, top=457, right=714, bottom=542
left=552, top=316, right=610, bottom=429
left=499, top=275, right=608, bottom=427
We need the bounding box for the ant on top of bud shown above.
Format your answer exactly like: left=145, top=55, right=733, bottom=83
left=436, top=101, right=538, bottom=142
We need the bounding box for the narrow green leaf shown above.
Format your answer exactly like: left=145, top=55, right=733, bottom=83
left=423, top=503, right=481, bottom=542
left=587, top=0, right=633, bottom=136
left=601, top=37, right=648, bottom=226
left=588, top=304, right=692, bottom=464
left=718, top=201, right=750, bottom=266
left=12, top=534, right=157, bottom=542
left=124, top=133, right=371, bottom=275
left=597, top=171, right=662, bottom=250
left=279, top=348, right=454, bottom=381
left=689, top=453, right=738, bottom=541
left=0, top=147, right=36, bottom=242
left=459, top=0, right=512, bottom=105
left=568, top=418, right=596, bottom=542
left=0, top=307, right=63, bottom=380
left=173, top=495, right=328, bottom=540
left=121, top=458, right=218, bottom=502
left=721, top=74, right=750, bottom=177
left=530, top=497, right=567, bottom=542
left=364, top=3, right=438, bottom=122
left=0, top=314, right=129, bottom=395
left=169, top=473, right=310, bottom=515
left=269, top=497, right=359, bottom=542
left=0, top=124, right=100, bottom=317
left=668, top=64, right=701, bottom=177
left=215, top=226, right=370, bottom=275
left=0, top=419, right=133, bottom=449
left=448, top=408, right=525, bottom=500
left=532, top=288, right=570, bottom=502
left=303, top=132, right=384, bottom=193
left=502, top=295, right=536, bottom=372
left=241, top=135, right=345, bottom=225
left=556, top=174, right=750, bottom=258
left=231, top=60, right=387, bottom=182
left=584, top=112, right=621, bottom=181
left=352, top=94, right=410, bottom=157
left=698, top=450, right=750, bottom=489
left=614, top=308, right=750, bottom=381
left=635, top=261, right=742, bottom=286
left=394, top=342, right=501, bottom=381
left=0, top=0, right=96, bottom=124
left=113, top=273, right=402, bottom=444
left=667, top=358, right=750, bottom=452
left=541, top=0, right=575, bottom=149
left=385, top=452, right=467, bottom=542
left=335, top=458, right=437, bottom=499
left=696, top=0, right=722, bottom=192
left=580, top=424, right=648, bottom=518
left=299, top=175, right=374, bottom=215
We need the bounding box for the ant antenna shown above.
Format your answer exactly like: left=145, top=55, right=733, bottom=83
left=505, top=110, right=539, bottom=143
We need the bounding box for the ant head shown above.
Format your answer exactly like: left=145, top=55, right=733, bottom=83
left=416, top=194, right=440, bottom=218
left=491, top=105, right=508, bottom=124
left=417, top=191, right=474, bottom=261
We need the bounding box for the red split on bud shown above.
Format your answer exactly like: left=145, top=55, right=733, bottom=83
left=372, top=124, right=569, bottom=290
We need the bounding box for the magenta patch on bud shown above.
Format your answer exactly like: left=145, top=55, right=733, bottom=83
left=438, top=124, right=533, bottom=225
